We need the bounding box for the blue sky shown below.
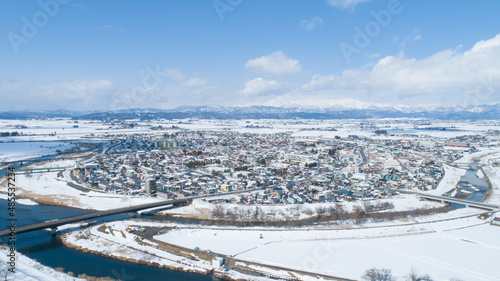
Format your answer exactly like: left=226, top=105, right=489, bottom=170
left=1, top=0, right=500, bottom=111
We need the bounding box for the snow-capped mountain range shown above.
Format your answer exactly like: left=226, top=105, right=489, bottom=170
left=1, top=99, right=499, bottom=120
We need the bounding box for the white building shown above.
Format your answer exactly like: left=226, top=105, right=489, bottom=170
left=212, top=256, right=224, bottom=268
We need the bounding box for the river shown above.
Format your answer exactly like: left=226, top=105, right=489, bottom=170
left=0, top=200, right=218, bottom=280
left=456, top=160, right=490, bottom=202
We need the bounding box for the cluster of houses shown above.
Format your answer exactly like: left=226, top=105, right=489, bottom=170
left=69, top=129, right=487, bottom=205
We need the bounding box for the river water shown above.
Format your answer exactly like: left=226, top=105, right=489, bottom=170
left=456, top=160, right=490, bottom=202
left=0, top=201, right=217, bottom=280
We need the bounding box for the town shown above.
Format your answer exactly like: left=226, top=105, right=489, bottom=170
left=69, top=128, right=494, bottom=206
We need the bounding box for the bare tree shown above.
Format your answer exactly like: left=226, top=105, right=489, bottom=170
left=316, top=206, right=327, bottom=216
left=353, top=204, right=366, bottom=224
left=212, top=204, right=225, bottom=219
left=335, top=203, right=345, bottom=213
left=362, top=268, right=394, bottom=281
left=253, top=206, right=260, bottom=221
left=302, top=208, right=313, bottom=216
left=406, top=268, right=433, bottom=281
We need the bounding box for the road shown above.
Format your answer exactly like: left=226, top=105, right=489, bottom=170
left=359, top=147, right=368, bottom=165
left=0, top=188, right=259, bottom=238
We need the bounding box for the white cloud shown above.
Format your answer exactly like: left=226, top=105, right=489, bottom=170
left=0, top=80, right=113, bottom=110
left=300, top=17, right=323, bottom=31
left=240, top=78, right=285, bottom=96
left=300, top=33, right=500, bottom=105
left=163, top=68, right=185, bottom=80
left=182, top=77, right=208, bottom=87
left=413, top=29, right=422, bottom=41
left=401, top=29, right=422, bottom=47
left=327, top=0, right=371, bottom=10
left=0, top=80, right=112, bottom=98
left=245, top=51, right=301, bottom=76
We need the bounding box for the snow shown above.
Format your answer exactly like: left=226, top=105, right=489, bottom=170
left=0, top=194, right=38, bottom=205
left=0, top=119, right=156, bottom=141
left=63, top=221, right=211, bottom=275
left=0, top=141, right=78, bottom=163
left=60, top=207, right=492, bottom=281
left=161, top=195, right=445, bottom=221
left=476, top=169, right=485, bottom=179
left=424, top=165, right=466, bottom=196
left=153, top=212, right=500, bottom=281
left=237, top=224, right=500, bottom=281
left=454, top=148, right=499, bottom=165
left=481, top=153, right=500, bottom=206
left=0, top=246, right=83, bottom=281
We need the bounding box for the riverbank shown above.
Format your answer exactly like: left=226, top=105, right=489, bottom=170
left=159, top=194, right=447, bottom=223
left=61, top=221, right=308, bottom=281
left=479, top=152, right=500, bottom=205
left=61, top=220, right=356, bottom=281
left=0, top=245, right=83, bottom=281
left=61, top=207, right=499, bottom=281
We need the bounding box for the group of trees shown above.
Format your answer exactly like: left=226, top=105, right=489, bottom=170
left=185, top=159, right=222, bottom=168
left=362, top=267, right=462, bottom=281
left=234, top=165, right=249, bottom=171
left=211, top=203, right=347, bottom=222
left=362, top=268, right=394, bottom=281
left=303, top=162, right=318, bottom=168
left=209, top=202, right=437, bottom=225
left=362, top=201, right=395, bottom=212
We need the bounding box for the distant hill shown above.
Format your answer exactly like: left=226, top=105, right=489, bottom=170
left=2, top=103, right=500, bottom=120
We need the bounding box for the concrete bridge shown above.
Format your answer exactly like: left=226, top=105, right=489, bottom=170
left=15, top=166, right=71, bottom=174
left=0, top=188, right=257, bottom=238
left=402, top=191, right=500, bottom=211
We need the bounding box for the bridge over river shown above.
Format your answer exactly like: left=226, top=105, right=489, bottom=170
left=0, top=189, right=257, bottom=238
left=401, top=190, right=500, bottom=211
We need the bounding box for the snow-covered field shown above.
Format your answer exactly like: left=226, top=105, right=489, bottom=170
left=154, top=212, right=500, bottom=281
left=62, top=208, right=499, bottom=281
left=0, top=141, right=78, bottom=163
left=0, top=119, right=150, bottom=141
left=0, top=246, right=83, bottom=281
left=1, top=118, right=495, bottom=142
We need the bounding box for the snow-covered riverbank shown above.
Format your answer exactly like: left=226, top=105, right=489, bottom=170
left=0, top=245, right=84, bottom=281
